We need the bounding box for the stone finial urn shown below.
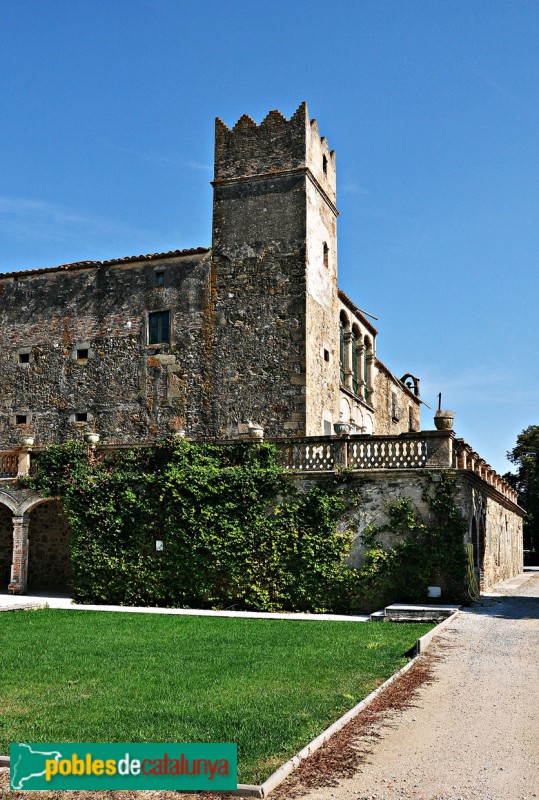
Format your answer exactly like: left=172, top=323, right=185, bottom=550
left=247, top=423, right=264, bottom=440
left=333, top=422, right=351, bottom=436
left=434, top=410, right=455, bottom=431
left=84, top=432, right=100, bottom=444
left=19, top=435, right=35, bottom=447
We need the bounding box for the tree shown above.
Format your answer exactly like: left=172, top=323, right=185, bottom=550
left=505, top=425, right=539, bottom=557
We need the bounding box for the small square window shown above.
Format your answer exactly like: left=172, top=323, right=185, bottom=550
left=75, top=412, right=88, bottom=423
left=76, top=348, right=89, bottom=360
left=16, top=414, right=28, bottom=425
left=323, top=349, right=330, bottom=363
left=18, top=352, right=30, bottom=364
left=154, top=271, right=165, bottom=288
left=148, top=311, right=170, bottom=344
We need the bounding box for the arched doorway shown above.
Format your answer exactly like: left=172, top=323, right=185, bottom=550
left=0, top=503, right=13, bottom=590
left=27, top=500, right=72, bottom=592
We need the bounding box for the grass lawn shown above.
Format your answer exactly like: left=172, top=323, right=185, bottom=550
left=0, top=610, right=432, bottom=783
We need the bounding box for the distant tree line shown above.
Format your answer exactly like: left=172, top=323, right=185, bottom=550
left=505, top=425, right=539, bottom=561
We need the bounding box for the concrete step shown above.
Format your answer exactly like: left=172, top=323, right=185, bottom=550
left=384, top=603, right=460, bottom=622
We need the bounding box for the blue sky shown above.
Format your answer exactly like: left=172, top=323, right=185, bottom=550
left=1, top=0, right=538, bottom=474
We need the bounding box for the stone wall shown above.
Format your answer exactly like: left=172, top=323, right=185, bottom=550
left=209, top=173, right=308, bottom=437
left=211, top=103, right=339, bottom=438
left=452, top=474, right=523, bottom=588
left=373, top=361, right=421, bottom=435
left=0, top=105, right=424, bottom=445
left=0, top=503, right=12, bottom=586
left=299, top=468, right=523, bottom=593
left=27, top=500, right=71, bottom=590
left=0, top=251, right=212, bottom=446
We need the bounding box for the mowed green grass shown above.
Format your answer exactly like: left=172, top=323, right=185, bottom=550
left=0, top=610, right=432, bottom=783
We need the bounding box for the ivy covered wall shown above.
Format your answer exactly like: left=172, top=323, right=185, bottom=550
left=24, top=440, right=470, bottom=612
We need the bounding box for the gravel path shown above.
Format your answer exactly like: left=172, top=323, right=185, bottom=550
left=294, top=574, right=539, bottom=800
left=2, top=576, right=538, bottom=800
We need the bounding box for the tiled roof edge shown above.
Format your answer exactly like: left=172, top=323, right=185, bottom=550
left=0, top=247, right=211, bottom=279
left=337, top=289, right=378, bottom=335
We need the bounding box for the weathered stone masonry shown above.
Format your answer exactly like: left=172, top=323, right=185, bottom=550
left=0, top=102, right=524, bottom=596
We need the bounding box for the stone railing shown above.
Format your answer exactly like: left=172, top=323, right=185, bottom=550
left=273, top=430, right=452, bottom=472
left=272, top=431, right=519, bottom=504
left=453, top=438, right=518, bottom=504
left=0, top=431, right=519, bottom=505
left=0, top=452, right=18, bottom=478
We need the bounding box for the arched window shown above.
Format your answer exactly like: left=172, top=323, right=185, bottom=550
left=323, top=242, right=329, bottom=268
left=351, top=326, right=360, bottom=395
left=339, top=319, right=345, bottom=384
left=364, top=336, right=373, bottom=402
left=322, top=154, right=327, bottom=174
left=339, top=311, right=350, bottom=386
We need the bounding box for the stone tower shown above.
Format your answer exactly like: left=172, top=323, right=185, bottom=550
left=209, top=102, right=339, bottom=437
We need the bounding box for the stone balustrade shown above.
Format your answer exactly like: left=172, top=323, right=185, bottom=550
left=0, top=430, right=520, bottom=506
left=453, top=438, right=518, bottom=504
left=0, top=452, right=18, bottom=478
left=274, top=430, right=452, bottom=472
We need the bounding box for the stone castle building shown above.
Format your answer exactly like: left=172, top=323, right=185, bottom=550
left=0, top=103, right=524, bottom=597
left=0, top=103, right=419, bottom=447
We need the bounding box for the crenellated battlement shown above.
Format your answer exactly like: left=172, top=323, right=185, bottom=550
left=214, top=102, right=336, bottom=203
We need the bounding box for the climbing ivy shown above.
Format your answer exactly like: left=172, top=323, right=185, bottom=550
left=351, top=476, right=469, bottom=609
left=24, top=442, right=468, bottom=612
left=25, top=440, right=354, bottom=612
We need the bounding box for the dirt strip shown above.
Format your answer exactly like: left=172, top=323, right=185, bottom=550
left=285, top=574, right=539, bottom=800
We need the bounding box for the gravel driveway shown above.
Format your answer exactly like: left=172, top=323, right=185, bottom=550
left=295, top=573, right=539, bottom=800
left=2, top=576, right=538, bottom=800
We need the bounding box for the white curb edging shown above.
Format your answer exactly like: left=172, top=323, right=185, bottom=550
left=416, top=611, right=459, bottom=654
left=233, top=610, right=460, bottom=797
left=0, top=613, right=459, bottom=797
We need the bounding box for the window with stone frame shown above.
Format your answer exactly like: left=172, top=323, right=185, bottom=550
left=148, top=310, right=170, bottom=344
left=339, top=318, right=346, bottom=384
left=351, top=326, right=360, bottom=395
left=362, top=336, right=375, bottom=404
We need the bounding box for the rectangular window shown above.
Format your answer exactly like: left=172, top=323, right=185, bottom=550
left=76, top=348, right=89, bottom=360
left=75, top=412, right=88, bottom=422
left=391, top=393, right=399, bottom=421
left=154, top=271, right=165, bottom=288
left=148, top=310, right=170, bottom=344
left=18, top=352, right=30, bottom=364
left=16, top=414, right=28, bottom=425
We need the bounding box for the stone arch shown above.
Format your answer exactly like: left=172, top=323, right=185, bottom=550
left=363, top=336, right=374, bottom=403
left=27, top=499, right=72, bottom=592
left=339, top=395, right=351, bottom=424
left=339, top=310, right=350, bottom=386
left=351, top=324, right=361, bottom=395
left=0, top=501, right=14, bottom=590
left=0, top=489, right=22, bottom=515
left=352, top=405, right=364, bottom=433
